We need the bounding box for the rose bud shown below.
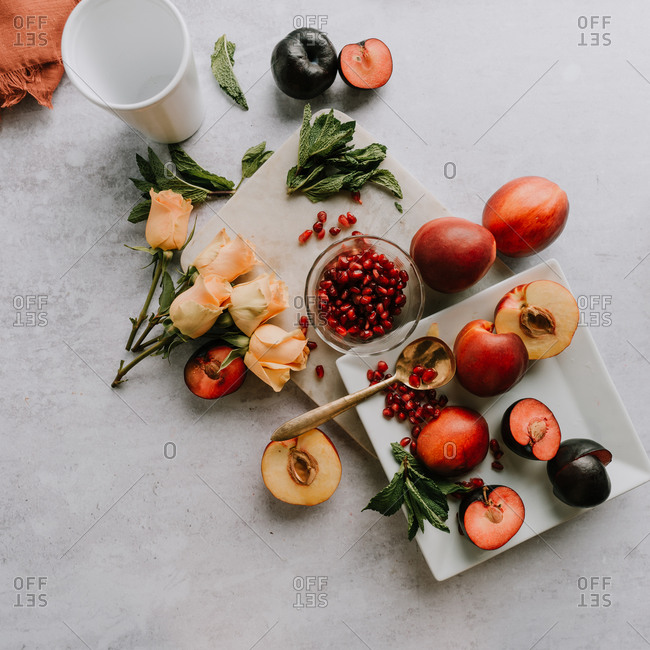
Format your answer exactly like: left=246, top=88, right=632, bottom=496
left=145, top=189, right=193, bottom=251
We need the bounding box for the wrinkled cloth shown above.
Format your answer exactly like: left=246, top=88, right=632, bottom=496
left=0, top=0, right=80, bottom=116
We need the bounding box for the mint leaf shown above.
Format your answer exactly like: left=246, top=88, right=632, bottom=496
left=130, top=177, right=156, bottom=194
left=363, top=466, right=406, bottom=517
left=211, top=35, right=248, bottom=110
left=297, top=104, right=313, bottom=170
left=395, top=202, right=403, bottom=213
left=128, top=200, right=152, bottom=224
left=241, top=141, right=273, bottom=179
left=368, top=169, right=403, bottom=199
left=136, top=153, right=157, bottom=184
left=168, top=144, right=235, bottom=191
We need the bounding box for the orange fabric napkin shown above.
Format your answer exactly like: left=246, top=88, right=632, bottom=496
left=0, top=0, right=80, bottom=117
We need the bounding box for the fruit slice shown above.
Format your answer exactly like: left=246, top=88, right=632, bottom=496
left=261, top=429, right=342, bottom=505
left=184, top=344, right=246, bottom=399
left=338, top=39, right=393, bottom=89
left=546, top=438, right=612, bottom=508
left=501, top=398, right=561, bottom=461
left=458, top=485, right=525, bottom=550
left=494, top=280, right=579, bottom=359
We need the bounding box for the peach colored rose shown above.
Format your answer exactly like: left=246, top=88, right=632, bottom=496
left=229, top=273, right=289, bottom=336
left=145, top=189, right=193, bottom=251
left=193, top=229, right=257, bottom=282
left=169, top=275, right=232, bottom=339
left=244, top=324, right=309, bottom=392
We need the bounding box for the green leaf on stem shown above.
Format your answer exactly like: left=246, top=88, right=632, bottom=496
left=241, top=141, right=274, bottom=179
left=210, top=35, right=248, bottom=110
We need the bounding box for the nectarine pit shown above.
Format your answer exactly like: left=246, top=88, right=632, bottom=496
left=288, top=447, right=319, bottom=486
left=520, top=305, right=556, bottom=337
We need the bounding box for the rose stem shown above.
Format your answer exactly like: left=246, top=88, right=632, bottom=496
left=125, top=255, right=163, bottom=351
left=112, top=334, right=176, bottom=387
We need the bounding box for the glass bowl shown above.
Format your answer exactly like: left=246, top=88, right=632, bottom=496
left=304, top=235, right=424, bottom=356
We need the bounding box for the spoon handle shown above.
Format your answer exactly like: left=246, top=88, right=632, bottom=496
left=270, top=375, right=394, bottom=441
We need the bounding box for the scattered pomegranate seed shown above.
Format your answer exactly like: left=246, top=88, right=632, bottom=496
left=338, top=214, right=350, bottom=228
left=298, top=229, right=313, bottom=244
left=377, top=360, right=388, bottom=373
left=411, top=425, right=421, bottom=438
left=400, top=437, right=411, bottom=447
left=489, top=439, right=501, bottom=453
left=470, top=477, right=485, bottom=488
left=346, top=212, right=357, bottom=225
left=493, top=449, right=504, bottom=460
left=316, top=229, right=326, bottom=239
left=412, top=365, right=425, bottom=376
left=410, top=440, right=417, bottom=456
left=313, top=222, right=323, bottom=233
left=315, top=365, right=324, bottom=378
left=408, top=373, right=421, bottom=388
left=491, top=461, right=504, bottom=471
left=317, top=211, right=327, bottom=223
left=382, top=408, right=394, bottom=419
left=351, top=230, right=362, bottom=236
left=329, top=226, right=341, bottom=236
left=351, top=191, right=362, bottom=204
left=306, top=341, right=318, bottom=350
left=366, top=369, right=375, bottom=382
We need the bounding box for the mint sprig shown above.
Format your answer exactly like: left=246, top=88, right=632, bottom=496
left=128, top=142, right=272, bottom=224
left=364, top=443, right=473, bottom=540
left=287, top=104, right=403, bottom=203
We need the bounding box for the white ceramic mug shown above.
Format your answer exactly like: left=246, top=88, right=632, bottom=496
left=61, top=0, right=204, bottom=143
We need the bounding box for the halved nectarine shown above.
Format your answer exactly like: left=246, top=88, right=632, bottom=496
left=494, top=280, right=579, bottom=359
left=261, top=429, right=341, bottom=506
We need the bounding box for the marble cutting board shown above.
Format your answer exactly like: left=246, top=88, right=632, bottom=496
left=181, top=110, right=513, bottom=454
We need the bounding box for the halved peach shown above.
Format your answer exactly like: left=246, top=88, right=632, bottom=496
left=494, top=280, right=579, bottom=359
left=261, top=429, right=341, bottom=506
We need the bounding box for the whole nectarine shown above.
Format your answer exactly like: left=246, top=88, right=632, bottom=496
left=410, top=217, right=496, bottom=293
left=482, top=176, right=569, bottom=257
left=416, top=406, right=489, bottom=476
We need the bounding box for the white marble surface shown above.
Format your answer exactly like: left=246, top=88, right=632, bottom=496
left=2, top=1, right=649, bottom=648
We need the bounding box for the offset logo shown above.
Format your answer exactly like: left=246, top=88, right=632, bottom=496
left=578, top=16, right=612, bottom=47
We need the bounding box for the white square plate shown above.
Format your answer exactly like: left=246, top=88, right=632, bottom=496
left=336, top=259, right=650, bottom=581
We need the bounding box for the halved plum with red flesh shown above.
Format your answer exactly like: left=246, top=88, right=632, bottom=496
left=458, top=485, right=525, bottom=550
left=501, top=398, right=561, bottom=460
left=338, top=39, right=393, bottom=89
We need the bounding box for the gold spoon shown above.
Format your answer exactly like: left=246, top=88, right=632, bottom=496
left=270, top=336, right=456, bottom=442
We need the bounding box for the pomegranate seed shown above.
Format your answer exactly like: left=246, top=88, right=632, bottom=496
left=298, top=229, right=313, bottom=244
left=351, top=190, right=362, bottom=204
left=346, top=212, right=357, bottom=225
left=408, top=373, right=421, bottom=388
left=400, top=437, right=411, bottom=447
left=438, top=395, right=448, bottom=407
left=490, top=439, right=501, bottom=454
left=367, top=369, right=375, bottom=382
left=382, top=408, right=394, bottom=419
left=313, top=222, right=323, bottom=233
left=317, top=211, right=327, bottom=223
left=390, top=403, right=401, bottom=413
left=316, top=229, right=326, bottom=239
left=329, top=226, right=341, bottom=236
left=412, top=365, right=424, bottom=376
left=421, top=368, right=437, bottom=383
left=410, top=440, right=417, bottom=456
left=377, top=360, right=389, bottom=373
left=315, top=365, right=324, bottom=378
left=470, top=477, right=485, bottom=488
left=411, top=425, right=421, bottom=438
left=335, top=325, right=347, bottom=337
left=397, top=411, right=407, bottom=421
left=306, top=341, right=318, bottom=350
left=491, top=461, right=504, bottom=471
left=351, top=230, right=362, bottom=236
left=338, top=214, right=350, bottom=227
left=493, top=449, right=504, bottom=460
